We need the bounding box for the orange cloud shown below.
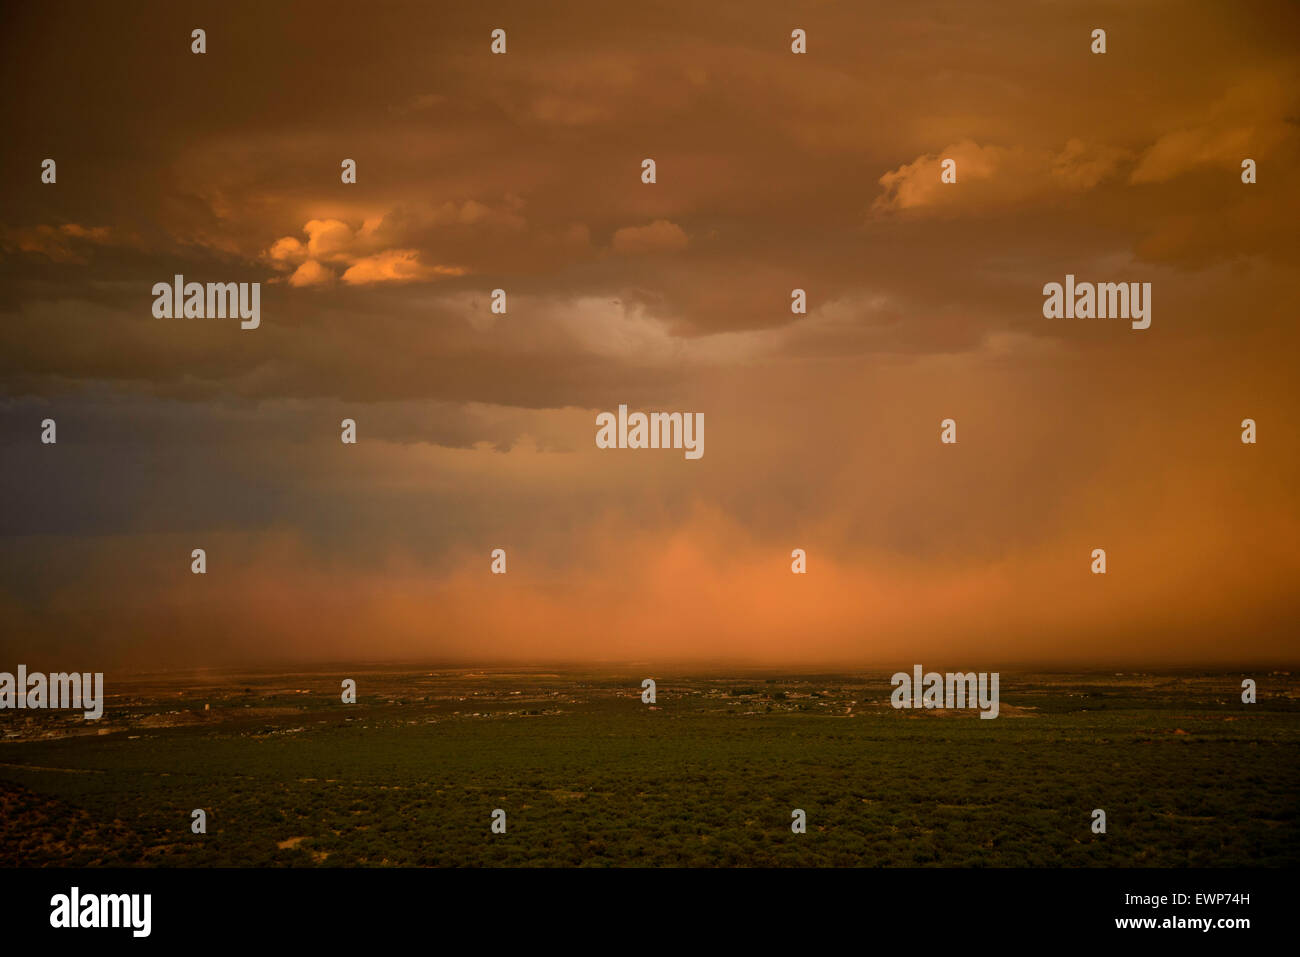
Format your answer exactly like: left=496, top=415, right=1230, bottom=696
left=288, top=259, right=333, bottom=287
left=1, top=223, right=116, bottom=263
left=341, top=249, right=467, bottom=285
left=1129, top=73, right=1298, bottom=184
left=266, top=218, right=467, bottom=285
left=612, top=220, right=689, bottom=254
left=873, top=139, right=1127, bottom=215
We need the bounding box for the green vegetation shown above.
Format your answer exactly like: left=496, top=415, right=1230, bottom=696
left=0, top=670, right=1295, bottom=867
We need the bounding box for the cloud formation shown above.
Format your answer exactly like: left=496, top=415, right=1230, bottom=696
left=265, top=217, right=468, bottom=286
left=1, top=0, right=1298, bottom=669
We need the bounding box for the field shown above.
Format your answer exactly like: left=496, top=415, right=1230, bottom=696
left=1, top=669, right=1296, bottom=867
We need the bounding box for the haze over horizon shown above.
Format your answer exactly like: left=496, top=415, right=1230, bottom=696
left=2, top=1, right=1298, bottom=671
left=83, top=656, right=1300, bottom=680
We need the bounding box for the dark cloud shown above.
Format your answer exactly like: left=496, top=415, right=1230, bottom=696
left=1, top=0, right=1298, bottom=667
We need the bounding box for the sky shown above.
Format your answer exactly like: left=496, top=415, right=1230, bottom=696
left=1, top=0, right=1298, bottom=670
